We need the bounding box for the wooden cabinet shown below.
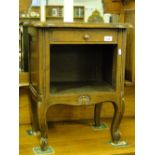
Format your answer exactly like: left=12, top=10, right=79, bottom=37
left=103, top=0, right=123, bottom=14
left=124, top=1, right=135, bottom=83
left=24, top=22, right=128, bottom=150
left=103, top=0, right=131, bottom=13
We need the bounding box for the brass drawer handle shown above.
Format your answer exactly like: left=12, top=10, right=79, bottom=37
left=83, top=34, right=90, bottom=40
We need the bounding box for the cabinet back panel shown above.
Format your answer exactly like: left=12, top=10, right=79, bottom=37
left=50, top=44, right=117, bottom=86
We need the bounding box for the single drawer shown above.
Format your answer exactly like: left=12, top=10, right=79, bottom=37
left=50, top=29, right=117, bottom=43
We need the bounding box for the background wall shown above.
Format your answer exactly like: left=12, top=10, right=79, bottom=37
left=48, top=0, right=104, bottom=22
left=20, top=0, right=104, bottom=22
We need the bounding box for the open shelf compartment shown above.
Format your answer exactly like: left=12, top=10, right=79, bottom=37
left=50, top=44, right=117, bottom=95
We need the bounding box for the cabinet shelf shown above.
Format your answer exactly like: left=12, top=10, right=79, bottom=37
left=50, top=81, right=114, bottom=95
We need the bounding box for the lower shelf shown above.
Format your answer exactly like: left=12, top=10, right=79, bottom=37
left=50, top=81, right=115, bottom=95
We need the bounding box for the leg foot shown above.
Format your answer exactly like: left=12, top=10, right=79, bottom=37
left=40, top=137, right=48, bottom=151
left=112, top=130, right=121, bottom=143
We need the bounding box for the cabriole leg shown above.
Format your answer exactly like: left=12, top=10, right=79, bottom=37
left=37, top=102, right=48, bottom=151
left=30, top=95, right=39, bottom=133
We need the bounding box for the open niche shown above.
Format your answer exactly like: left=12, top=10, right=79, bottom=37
left=50, top=44, right=117, bottom=95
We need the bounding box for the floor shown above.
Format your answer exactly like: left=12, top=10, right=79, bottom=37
left=19, top=117, right=135, bottom=155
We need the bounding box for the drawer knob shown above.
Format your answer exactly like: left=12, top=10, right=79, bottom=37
left=83, top=34, right=90, bottom=40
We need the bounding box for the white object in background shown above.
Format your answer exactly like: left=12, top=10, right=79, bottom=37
left=103, top=13, right=111, bottom=23
left=40, top=0, right=46, bottom=22
left=64, top=0, right=73, bottom=22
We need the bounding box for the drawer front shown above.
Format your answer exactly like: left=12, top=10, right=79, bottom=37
left=50, top=29, right=117, bottom=43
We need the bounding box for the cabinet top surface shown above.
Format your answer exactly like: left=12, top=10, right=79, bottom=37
left=23, top=21, right=132, bottom=29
